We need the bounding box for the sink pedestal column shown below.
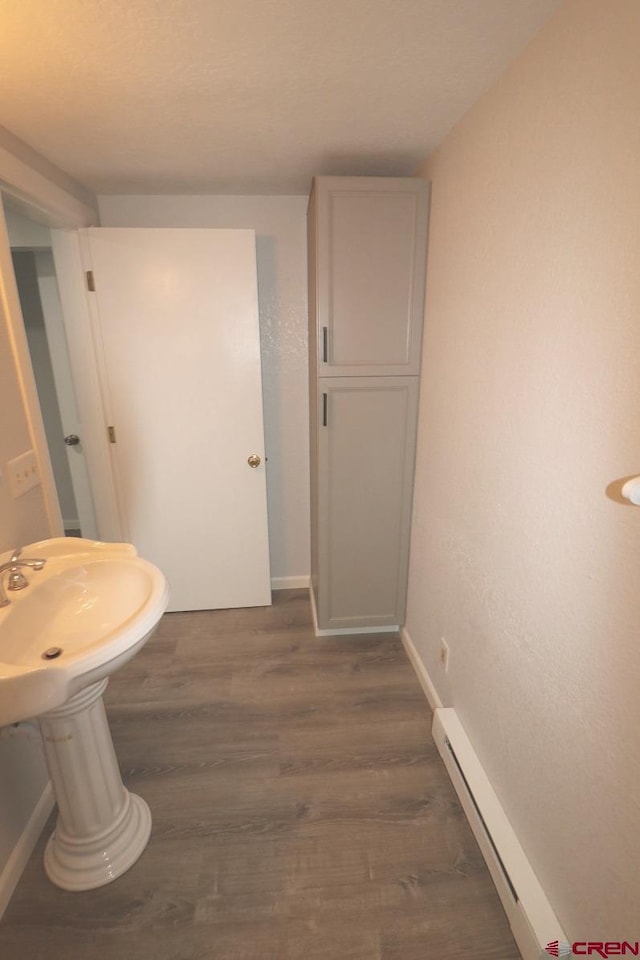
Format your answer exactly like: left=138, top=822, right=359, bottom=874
left=38, top=678, right=151, bottom=891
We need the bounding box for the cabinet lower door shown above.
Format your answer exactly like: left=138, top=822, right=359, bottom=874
left=316, top=376, right=419, bottom=631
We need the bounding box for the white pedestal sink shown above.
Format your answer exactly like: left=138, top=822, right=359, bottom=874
left=0, top=538, right=169, bottom=891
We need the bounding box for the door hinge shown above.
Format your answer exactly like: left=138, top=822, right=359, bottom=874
left=86, top=270, right=96, bottom=292
left=107, top=425, right=116, bottom=444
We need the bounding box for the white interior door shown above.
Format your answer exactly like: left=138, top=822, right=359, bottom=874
left=84, top=227, right=271, bottom=612
left=34, top=251, right=98, bottom=539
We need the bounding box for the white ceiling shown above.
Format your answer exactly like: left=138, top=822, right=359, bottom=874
left=0, top=0, right=561, bottom=196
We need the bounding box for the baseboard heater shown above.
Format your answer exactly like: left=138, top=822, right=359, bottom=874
left=432, top=708, right=568, bottom=960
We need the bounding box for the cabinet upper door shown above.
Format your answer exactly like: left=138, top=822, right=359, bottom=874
left=311, top=176, right=429, bottom=377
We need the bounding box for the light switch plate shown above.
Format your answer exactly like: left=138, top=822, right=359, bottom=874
left=6, top=450, right=40, bottom=498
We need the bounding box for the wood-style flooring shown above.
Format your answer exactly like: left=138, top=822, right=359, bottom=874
left=0, top=590, right=520, bottom=959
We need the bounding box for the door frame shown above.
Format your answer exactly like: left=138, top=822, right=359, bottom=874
left=49, top=230, right=124, bottom=541
left=0, top=152, right=117, bottom=541
left=0, top=200, right=62, bottom=537
left=31, top=247, right=98, bottom=539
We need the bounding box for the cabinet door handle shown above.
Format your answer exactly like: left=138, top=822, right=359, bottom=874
left=322, top=326, right=328, bottom=363
left=322, top=392, right=328, bottom=427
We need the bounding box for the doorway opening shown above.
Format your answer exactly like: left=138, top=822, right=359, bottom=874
left=4, top=204, right=98, bottom=539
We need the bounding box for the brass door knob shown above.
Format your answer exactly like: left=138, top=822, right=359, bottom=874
left=247, top=454, right=261, bottom=468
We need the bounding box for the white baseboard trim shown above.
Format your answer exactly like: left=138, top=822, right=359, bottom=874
left=271, top=575, right=310, bottom=591
left=0, top=782, right=54, bottom=920
left=63, top=517, right=80, bottom=531
left=432, top=708, right=567, bottom=960
left=309, top=585, right=399, bottom=637
left=400, top=627, right=443, bottom=711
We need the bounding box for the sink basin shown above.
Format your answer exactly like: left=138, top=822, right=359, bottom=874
left=0, top=537, right=169, bottom=727
left=0, top=537, right=169, bottom=892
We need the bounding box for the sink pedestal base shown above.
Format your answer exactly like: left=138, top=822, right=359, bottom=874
left=39, top=678, right=151, bottom=891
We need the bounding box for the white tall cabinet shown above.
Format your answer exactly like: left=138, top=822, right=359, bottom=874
left=308, top=176, right=430, bottom=633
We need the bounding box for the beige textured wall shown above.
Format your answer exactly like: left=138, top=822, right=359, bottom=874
left=407, top=0, right=640, bottom=937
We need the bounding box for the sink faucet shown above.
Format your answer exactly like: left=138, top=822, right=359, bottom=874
left=0, top=548, right=47, bottom=608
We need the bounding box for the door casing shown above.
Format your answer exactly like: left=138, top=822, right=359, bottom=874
left=0, top=144, right=98, bottom=542
left=50, top=229, right=124, bottom=541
